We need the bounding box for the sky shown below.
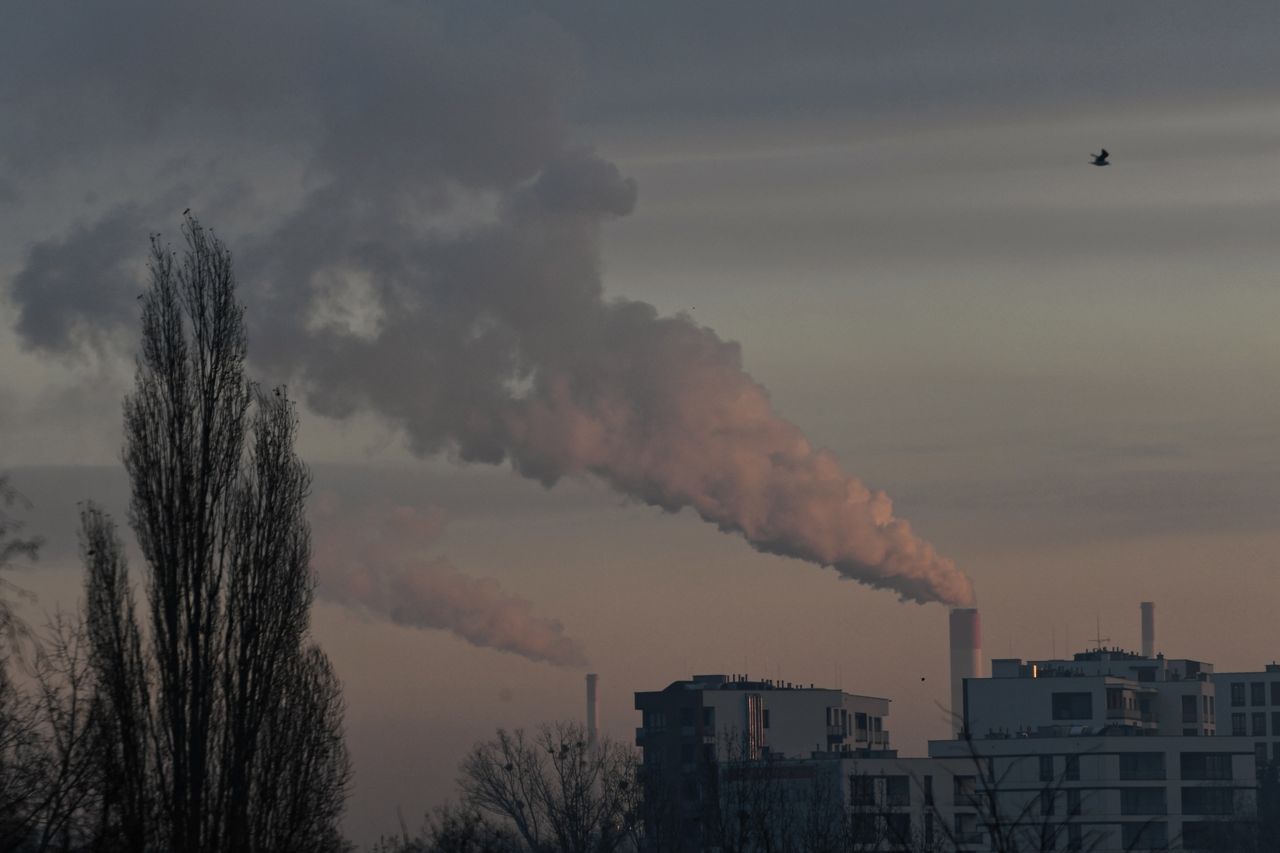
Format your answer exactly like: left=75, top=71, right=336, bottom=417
left=4, top=1, right=1280, bottom=843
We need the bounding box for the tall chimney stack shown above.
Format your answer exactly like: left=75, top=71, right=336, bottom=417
left=949, top=608, right=982, bottom=737
left=1140, top=602, right=1155, bottom=658
left=586, top=673, right=599, bottom=746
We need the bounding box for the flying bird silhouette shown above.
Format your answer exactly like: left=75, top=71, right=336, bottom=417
left=183, top=208, right=190, bottom=215
left=1090, top=149, right=1110, bottom=166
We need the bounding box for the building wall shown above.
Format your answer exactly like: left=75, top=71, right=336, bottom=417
left=1216, top=667, right=1280, bottom=766
left=841, top=736, right=1258, bottom=852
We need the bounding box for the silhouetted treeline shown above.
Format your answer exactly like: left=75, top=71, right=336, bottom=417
left=0, top=217, right=350, bottom=852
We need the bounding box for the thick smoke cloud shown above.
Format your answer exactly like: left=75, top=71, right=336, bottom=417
left=3, top=1, right=973, bottom=606
left=312, top=499, right=587, bottom=667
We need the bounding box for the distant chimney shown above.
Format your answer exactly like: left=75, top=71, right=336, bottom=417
left=1140, top=602, right=1155, bottom=658
left=949, top=609, right=982, bottom=737
left=586, top=673, right=599, bottom=746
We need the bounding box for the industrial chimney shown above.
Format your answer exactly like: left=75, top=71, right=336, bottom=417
left=586, top=673, right=599, bottom=746
left=949, top=608, right=982, bottom=736
left=1140, top=602, right=1155, bottom=658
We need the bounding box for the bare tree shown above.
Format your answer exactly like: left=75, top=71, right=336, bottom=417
left=0, top=474, right=42, bottom=653
left=79, top=215, right=350, bottom=852
left=459, top=722, right=638, bottom=853
left=370, top=803, right=521, bottom=853
left=82, top=505, right=151, bottom=851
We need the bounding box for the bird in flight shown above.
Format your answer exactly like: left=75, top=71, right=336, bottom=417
left=1090, top=149, right=1110, bottom=166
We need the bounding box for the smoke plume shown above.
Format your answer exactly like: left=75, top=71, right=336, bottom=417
left=3, top=2, right=974, bottom=607
left=312, top=499, right=587, bottom=667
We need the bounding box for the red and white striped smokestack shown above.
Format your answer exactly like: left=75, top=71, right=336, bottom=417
left=586, top=673, right=599, bottom=746
left=949, top=608, right=982, bottom=736
left=1140, top=602, right=1155, bottom=658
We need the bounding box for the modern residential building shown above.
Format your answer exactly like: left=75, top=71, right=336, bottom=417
left=634, top=674, right=895, bottom=846
left=965, top=650, right=1218, bottom=739
left=1214, top=664, right=1280, bottom=769
left=633, top=602, right=1275, bottom=851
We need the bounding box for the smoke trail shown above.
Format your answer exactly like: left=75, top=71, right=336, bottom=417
left=312, top=500, right=587, bottom=667
left=3, top=3, right=974, bottom=607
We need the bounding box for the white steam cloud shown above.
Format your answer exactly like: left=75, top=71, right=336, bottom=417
left=312, top=499, right=587, bottom=667
left=4, top=2, right=974, bottom=607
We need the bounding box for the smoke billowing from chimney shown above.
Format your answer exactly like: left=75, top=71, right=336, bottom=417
left=5, top=9, right=974, bottom=607
left=311, top=498, right=587, bottom=667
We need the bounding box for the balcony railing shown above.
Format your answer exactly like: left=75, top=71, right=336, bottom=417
left=1106, top=708, right=1158, bottom=723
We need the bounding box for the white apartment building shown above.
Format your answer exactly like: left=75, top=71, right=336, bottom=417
left=965, top=650, right=1218, bottom=739
left=1214, top=664, right=1280, bottom=768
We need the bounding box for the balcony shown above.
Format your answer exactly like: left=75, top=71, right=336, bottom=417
left=1106, top=708, right=1158, bottom=724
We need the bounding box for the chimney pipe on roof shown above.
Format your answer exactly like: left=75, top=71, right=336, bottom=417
left=586, top=673, right=599, bottom=746
left=949, top=608, right=982, bottom=737
left=1140, top=602, right=1155, bottom=658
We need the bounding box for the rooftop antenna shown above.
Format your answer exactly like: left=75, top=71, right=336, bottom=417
left=1092, top=615, right=1110, bottom=651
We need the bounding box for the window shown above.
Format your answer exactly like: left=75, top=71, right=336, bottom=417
left=1252, top=682, right=1266, bottom=706
left=924, top=813, right=934, bottom=847
left=885, top=813, right=910, bottom=842
left=885, top=775, right=909, bottom=807
left=1232, top=713, right=1247, bottom=736
left=1182, top=822, right=1217, bottom=850
left=679, top=706, right=694, bottom=727
left=1183, top=729, right=1198, bottom=737
left=923, top=774, right=934, bottom=806
left=1256, top=743, right=1268, bottom=768
left=1067, top=788, right=1082, bottom=816
left=1052, top=692, right=1093, bottom=721
left=1272, top=713, right=1280, bottom=739
left=1039, top=789, right=1055, bottom=816
left=953, top=814, right=980, bottom=846
left=1039, top=755, right=1054, bottom=782
left=1255, top=712, right=1269, bottom=737
left=1180, top=752, right=1233, bottom=781
left=1182, top=786, right=1234, bottom=815
left=1231, top=683, right=1246, bottom=707
left=1119, top=752, right=1165, bottom=781
left=762, top=709, right=770, bottom=729
left=850, top=776, right=876, bottom=807
left=644, top=710, right=667, bottom=731
left=680, top=743, right=694, bottom=764
left=703, top=707, right=715, bottom=729
left=1272, top=681, right=1280, bottom=706
left=1122, top=821, right=1168, bottom=850
left=1182, top=694, right=1198, bottom=723
left=1065, top=754, right=1080, bottom=781
left=953, top=775, right=976, bottom=802
left=1067, top=824, right=1083, bottom=851
left=1120, top=787, right=1166, bottom=815
left=851, top=816, right=878, bottom=845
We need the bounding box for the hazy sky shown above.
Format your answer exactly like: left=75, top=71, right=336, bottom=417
left=4, top=2, right=1280, bottom=842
